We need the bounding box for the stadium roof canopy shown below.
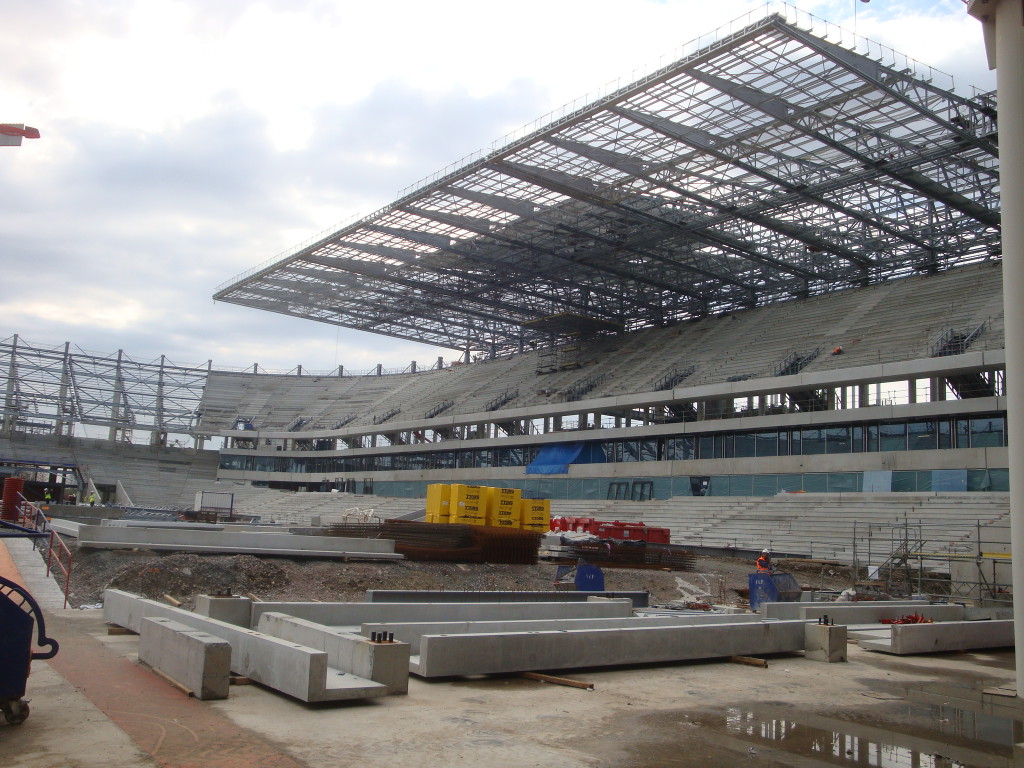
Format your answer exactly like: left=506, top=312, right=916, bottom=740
left=213, top=6, right=1000, bottom=355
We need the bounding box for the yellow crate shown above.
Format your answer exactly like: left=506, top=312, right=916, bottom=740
left=523, top=499, right=550, bottom=515
left=492, top=518, right=519, bottom=528
left=451, top=513, right=486, bottom=526
left=487, top=510, right=522, bottom=527
left=451, top=484, right=484, bottom=503
left=522, top=499, right=550, bottom=526
left=426, top=484, right=451, bottom=521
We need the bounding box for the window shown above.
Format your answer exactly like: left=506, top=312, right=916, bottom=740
left=825, top=427, right=851, bottom=454
left=908, top=420, right=937, bottom=451
left=878, top=423, right=907, bottom=452
left=619, top=441, right=641, bottom=462
left=800, top=428, right=826, bottom=455
left=698, top=435, right=714, bottom=459
left=734, top=432, right=756, bottom=458
left=667, top=437, right=694, bottom=461
left=851, top=426, right=864, bottom=453
left=754, top=431, right=779, bottom=457
left=938, top=421, right=952, bottom=449
left=970, top=417, right=1005, bottom=448
left=639, top=439, right=658, bottom=462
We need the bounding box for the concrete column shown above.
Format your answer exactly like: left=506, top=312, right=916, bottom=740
left=968, top=0, right=1024, bottom=697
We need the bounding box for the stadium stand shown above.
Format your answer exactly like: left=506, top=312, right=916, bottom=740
left=0, top=8, right=1008, bottom=582
left=194, top=261, right=1004, bottom=434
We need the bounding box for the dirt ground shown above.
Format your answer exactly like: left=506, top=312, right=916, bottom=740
left=49, top=546, right=855, bottom=609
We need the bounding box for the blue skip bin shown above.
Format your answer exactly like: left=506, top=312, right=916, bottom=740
left=0, top=575, right=59, bottom=724
left=748, top=572, right=802, bottom=612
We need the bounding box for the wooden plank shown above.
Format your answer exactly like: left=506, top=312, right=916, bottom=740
left=730, top=655, right=768, bottom=668
left=518, top=672, right=594, bottom=690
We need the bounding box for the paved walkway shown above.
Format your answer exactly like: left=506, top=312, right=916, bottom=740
left=0, top=536, right=67, bottom=609
left=1, top=534, right=311, bottom=767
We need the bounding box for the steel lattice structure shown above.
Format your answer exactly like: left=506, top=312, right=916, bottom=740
left=0, top=336, right=209, bottom=439
left=214, top=8, right=1000, bottom=355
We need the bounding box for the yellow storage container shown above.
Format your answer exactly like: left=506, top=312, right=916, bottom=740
left=486, top=487, right=521, bottom=524
left=451, top=485, right=484, bottom=523
left=426, top=483, right=451, bottom=522
left=451, top=484, right=484, bottom=502
left=523, top=499, right=551, bottom=528
left=452, top=510, right=486, bottom=525
left=487, top=498, right=522, bottom=527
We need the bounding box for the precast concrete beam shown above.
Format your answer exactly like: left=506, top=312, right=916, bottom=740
left=859, top=620, right=1015, bottom=655
left=365, top=590, right=650, bottom=608
left=414, top=620, right=807, bottom=677
left=104, top=590, right=389, bottom=702
left=139, top=617, right=231, bottom=700
left=257, top=613, right=410, bottom=694
left=763, top=602, right=959, bottom=623
left=78, top=525, right=401, bottom=560
left=360, top=614, right=764, bottom=654
left=250, top=599, right=635, bottom=628
left=792, top=604, right=963, bottom=624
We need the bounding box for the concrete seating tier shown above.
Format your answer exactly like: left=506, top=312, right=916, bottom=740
left=195, top=262, right=1004, bottom=434
left=551, top=492, right=1010, bottom=567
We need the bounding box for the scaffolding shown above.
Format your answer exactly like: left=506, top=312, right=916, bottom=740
left=855, top=519, right=1011, bottom=606
left=0, top=335, right=210, bottom=445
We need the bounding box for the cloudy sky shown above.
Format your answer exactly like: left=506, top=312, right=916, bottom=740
left=0, top=0, right=993, bottom=373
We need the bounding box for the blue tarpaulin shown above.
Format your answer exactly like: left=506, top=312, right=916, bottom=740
left=526, top=442, right=606, bottom=475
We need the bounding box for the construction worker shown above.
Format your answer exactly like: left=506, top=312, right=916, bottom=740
left=43, top=488, right=52, bottom=504
left=756, top=548, right=772, bottom=573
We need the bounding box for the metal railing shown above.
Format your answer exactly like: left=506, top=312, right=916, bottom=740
left=12, top=492, right=72, bottom=609
left=45, top=531, right=73, bottom=610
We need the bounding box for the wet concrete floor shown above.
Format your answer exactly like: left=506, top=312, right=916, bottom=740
left=4, top=610, right=1022, bottom=768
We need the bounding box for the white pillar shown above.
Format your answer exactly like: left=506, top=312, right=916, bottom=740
left=968, top=0, right=1024, bottom=697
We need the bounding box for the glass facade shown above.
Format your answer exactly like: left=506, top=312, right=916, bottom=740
left=220, top=414, right=1007, bottom=481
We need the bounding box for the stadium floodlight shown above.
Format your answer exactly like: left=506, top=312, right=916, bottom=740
left=0, top=124, right=41, bottom=147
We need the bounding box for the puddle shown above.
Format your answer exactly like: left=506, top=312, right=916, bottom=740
left=620, top=699, right=1016, bottom=768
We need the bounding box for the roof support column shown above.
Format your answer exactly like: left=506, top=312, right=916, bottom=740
left=968, top=0, right=1024, bottom=699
